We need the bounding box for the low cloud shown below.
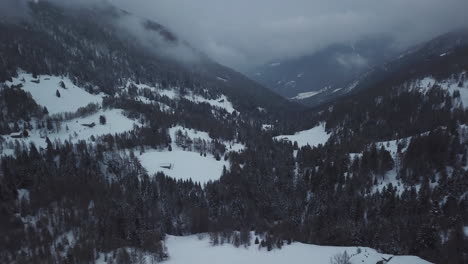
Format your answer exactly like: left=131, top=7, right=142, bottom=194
left=3, top=0, right=468, bottom=70
left=112, top=0, right=468, bottom=70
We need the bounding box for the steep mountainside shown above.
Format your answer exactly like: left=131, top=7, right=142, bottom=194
left=297, top=29, right=468, bottom=106
left=0, top=1, right=296, bottom=114
left=248, top=36, right=397, bottom=101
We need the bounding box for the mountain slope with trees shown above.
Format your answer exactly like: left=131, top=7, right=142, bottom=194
left=0, top=1, right=466, bottom=264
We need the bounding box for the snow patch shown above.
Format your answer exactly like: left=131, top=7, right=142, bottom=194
left=414, top=75, right=468, bottom=107
left=2, top=109, right=137, bottom=150
left=290, top=91, right=320, bottom=100
left=184, top=94, right=236, bottom=114
left=262, top=124, right=273, bottom=131
left=274, top=123, right=330, bottom=148
left=138, top=150, right=228, bottom=183
left=6, top=72, right=103, bottom=115
left=217, top=76, right=228, bottom=82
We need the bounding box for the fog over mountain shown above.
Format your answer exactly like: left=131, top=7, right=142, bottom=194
left=111, top=0, right=468, bottom=70
left=2, top=0, right=468, bottom=70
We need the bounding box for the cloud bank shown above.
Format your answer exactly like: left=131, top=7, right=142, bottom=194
left=3, top=0, right=468, bottom=70
left=111, top=0, right=468, bottom=70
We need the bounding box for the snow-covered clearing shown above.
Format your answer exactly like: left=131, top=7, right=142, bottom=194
left=129, top=82, right=237, bottom=114
left=163, top=234, right=431, bottom=264
left=137, top=125, right=243, bottom=183
left=138, top=150, right=229, bottom=183
left=5, top=72, right=103, bottom=114
left=184, top=94, right=236, bottom=114
left=414, top=74, right=468, bottom=107
left=217, top=76, right=228, bottom=82
left=1, top=109, right=136, bottom=150
left=274, top=123, right=330, bottom=147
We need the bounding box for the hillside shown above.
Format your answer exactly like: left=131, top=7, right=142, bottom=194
left=248, top=36, right=397, bottom=104
left=0, top=1, right=466, bottom=264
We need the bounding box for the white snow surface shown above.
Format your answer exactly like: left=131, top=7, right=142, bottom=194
left=290, top=90, right=320, bottom=100
left=5, top=72, right=103, bottom=114
left=137, top=126, right=243, bottom=183
left=414, top=74, right=468, bottom=107
left=168, top=126, right=245, bottom=153
left=184, top=94, right=236, bottom=114
left=163, top=234, right=431, bottom=264
left=274, top=123, right=330, bottom=148
left=138, top=150, right=229, bottom=183
left=1, top=109, right=137, bottom=150
left=129, top=82, right=237, bottom=114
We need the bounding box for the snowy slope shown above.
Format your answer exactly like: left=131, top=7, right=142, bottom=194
left=413, top=73, right=468, bottom=107
left=274, top=123, right=330, bottom=147
left=5, top=72, right=104, bottom=114
left=163, top=234, right=431, bottom=264
left=1, top=109, right=137, bottom=150
left=290, top=90, right=321, bottom=100
left=137, top=126, right=244, bottom=183
left=130, top=82, right=237, bottom=114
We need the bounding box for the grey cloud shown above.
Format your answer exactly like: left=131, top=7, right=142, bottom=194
left=111, top=0, right=468, bottom=70
left=3, top=0, right=468, bottom=71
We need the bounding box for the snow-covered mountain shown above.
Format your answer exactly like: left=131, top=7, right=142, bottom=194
left=248, top=36, right=398, bottom=104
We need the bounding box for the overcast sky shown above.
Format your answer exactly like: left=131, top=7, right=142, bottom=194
left=109, top=0, right=468, bottom=70
left=4, top=0, right=468, bottom=70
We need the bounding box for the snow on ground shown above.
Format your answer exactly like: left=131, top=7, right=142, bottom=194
left=262, top=124, right=273, bottom=131
left=168, top=125, right=245, bottom=153
left=290, top=90, right=321, bottom=100
left=138, top=125, right=243, bottom=183
left=414, top=74, right=468, bottom=107
left=17, top=189, right=30, bottom=201
left=274, top=123, right=330, bottom=148
left=129, top=82, right=237, bottom=114
left=169, top=126, right=211, bottom=143
left=184, top=94, right=236, bottom=114
left=332, top=88, right=343, bottom=93
left=131, top=83, right=178, bottom=100
left=1, top=109, right=137, bottom=151
left=5, top=72, right=103, bottom=114
left=346, top=80, right=360, bottom=91
left=163, top=234, right=431, bottom=264
left=138, top=150, right=229, bottom=183
left=372, top=170, right=406, bottom=195
left=217, top=76, right=228, bottom=82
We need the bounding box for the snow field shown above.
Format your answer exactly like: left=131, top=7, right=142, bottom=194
left=5, top=72, right=104, bottom=114
left=138, top=125, right=244, bottom=183
left=162, top=234, right=431, bottom=264
left=1, top=109, right=137, bottom=150
left=274, top=123, right=330, bottom=148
